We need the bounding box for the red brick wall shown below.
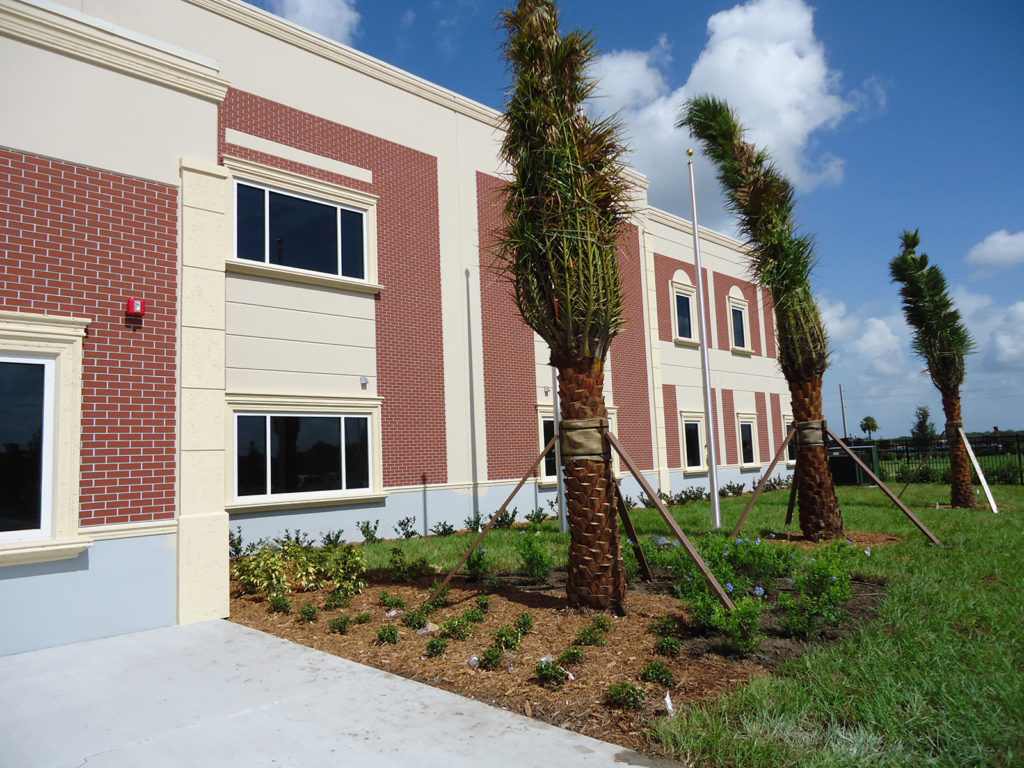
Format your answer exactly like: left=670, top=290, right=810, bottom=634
left=770, top=392, right=786, bottom=454
left=653, top=254, right=711, bottom=343
left=0, top=147, right=176, bottom=525
left=755, top=392, right=770, bottom=464
left=475, top=172, right=537, bottom=481
left=610, top=224, right=654, bottom=470
left=762, top=288, right=777, bottom=359
left=714, top=273, right=762, bottom=355
left=720, top=388, right=738, bottom=465
left=220, top=90, right=447, bottom=485
left=663, top=384, right=679, bottom=469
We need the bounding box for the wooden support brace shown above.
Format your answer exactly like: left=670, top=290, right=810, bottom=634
left=731, top=427, right=795, bottom=538
left=826, top=427, right=942, bottom=546
left=424, top=435, right=558, bottom=608
left=605, top=430, right=735, bottom=611
left=959, top=427, right=998, bottom=514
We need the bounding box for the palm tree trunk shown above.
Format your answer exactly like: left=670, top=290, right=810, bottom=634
left=942, top=389, right=975, bottom=508
left=789, top=373, right=844, bottom=540
left=556, top=359, right=626, bottom=613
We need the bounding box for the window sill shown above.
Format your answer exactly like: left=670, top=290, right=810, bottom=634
left=682, top=466, right=709, bottom=476
left=673, top=338, right=700, bottom=349
left=0, top=537, right=93, bottom=568
left=226, top=259, right=383, bottom=295
left=739, top=463, right=763, bottom=472
left=227, top=491, right=389, bottom=514
left=730, top=346, right=753, bottom=357
left=537, top=479, right=558, bottom=489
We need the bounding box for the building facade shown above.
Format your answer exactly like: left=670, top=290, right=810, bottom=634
left=0, top=0, right=792, bottom=655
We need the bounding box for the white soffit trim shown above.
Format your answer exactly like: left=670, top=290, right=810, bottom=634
left=225, top=129, right=373, bottom=184
left=0, top=0, right=230, bottom=102
left=647, top=207, right=748, bottom=252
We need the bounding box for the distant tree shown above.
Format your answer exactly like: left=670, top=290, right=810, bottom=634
left=910, top=406, right=938, bottom=452
left=891, top=230, right=976, bottom=507
left=859, top=416, right=878, bottom=440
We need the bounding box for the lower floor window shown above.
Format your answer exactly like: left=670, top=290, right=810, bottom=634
left=236, top=414, right=370, bottom=497
left=739, top=420, right=756, bottom=465
left=0, top=356, right=53, bottom=538
left=541, top=417, right=557, bottom=479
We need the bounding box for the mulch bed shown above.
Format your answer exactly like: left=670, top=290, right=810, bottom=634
left=229, top=530, right=889, bottom=761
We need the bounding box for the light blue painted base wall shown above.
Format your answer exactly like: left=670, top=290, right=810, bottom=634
left=0, top=534, right=177, bottom=656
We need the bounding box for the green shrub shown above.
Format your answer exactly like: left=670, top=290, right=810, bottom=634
left=354, top=611, right=372, bottom=624
left=329, top=615, right=351, bottom=634
left=685, top=588, right=721, bottom=632
left=403, top=609, right=428, bottom=630
left=465, top=549, right=492, bottom=581
left=424, top=580, right=451, bottom=611
left=605, top=682, right=645, bottom=710
left=478, top=645, right=505, bottom=670
left=267, top=595, right=291, bottom=614
left=778, top=541, right=853, bottom=638
left=525, top=507, right=548, bottom=525
left=640, top=660, right=675, bottom=686
left=535, top=660, right=568, bottom=688
left=475, top=595, right=491, bottom=613
left=378, top=591, right=407, bottom=610
left=591, top=615, right=613, bottom=632
left=514, top=612, right=535, bottom=634
left=462, top=607, right=485, bottom=624
left=324, top=588, right=352, bottom=611
left=429, top=521, right=456, bottom=537
left=320, top=529, right=345, bottom=548
left=654, top=636, right=682, bottom=658
left=649, top=614, right=679, bottom=638
left=387, top=547, right=429, bottom=584
left=463, top=511, right=483, bottom=531
left=376, top=624, right=399, bottom=644
left=557, top=647, right=584, bottom=665
left=298, top=602, right=318, bottom=622
left=425, top=637, right=447, bottom=657
left=233, top=541, right=366, bottom=599
left=356, top=519, right=380, bottom=544
left=440, top=616, right=473, bottom=640
left=493, top=506, right=518, bottom=529
left=492, top=624, right=523, bottom=651
left=574, top=625, right=606, bottom=647
left=393, top=516, right=418, bottom=540
left=716, top=597, right=765, bottom=656
left=233, top=548, right=287, bottom=597
left=514, top=534, right=552, bottom=582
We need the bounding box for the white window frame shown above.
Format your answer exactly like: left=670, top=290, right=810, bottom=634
left=728, top=296, right=752, bottom=355
left=538, top=413, right=559, bottom=485
left=737, top=412, right=760, bottom=468
left=226, top=394, right=385, bottom=511
left=0, top=311, right=91, bottom=567
left=671, top=282, right=699, bottom=346
left=223, top=155, right=381, bottom=294
left=784, top=413, right=797, bottom=466
left=679, top=411, right=707, bottom=473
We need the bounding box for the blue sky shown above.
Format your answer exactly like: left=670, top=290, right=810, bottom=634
left=249, top=0, right=1024, bottom=437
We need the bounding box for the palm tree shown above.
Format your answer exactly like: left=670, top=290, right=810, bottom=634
left=679, top=96, right=844, bottom=541
left=890, top=230, right=975, bottom=507
left=860, top=416, right=878, bottom=440
left=497, top=0, right=632, bottom=611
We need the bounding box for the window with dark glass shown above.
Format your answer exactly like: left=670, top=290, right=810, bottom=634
left=786, top=420, right=797, bottom=461
left=740, top=422, right=755, bottom=464
left=0, top=360, right=45, bottom=533
left=236, top=183, right=365, bottom=280
left=235, top=414, right=370, bottom=497
left=542, top=418, right=557, bottom=478
left=675, top=292, right=693, bottom=339
left=683, top=420, right=702, bottom=468
left=732, top=306, right=746, bottom=349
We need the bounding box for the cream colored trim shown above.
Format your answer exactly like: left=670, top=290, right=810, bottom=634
left=178, top=159, right=230, bottom=624
left=670, top=281, right=699, bottom=344
left=0, top=310, right=89, bottom=564
left=728, top=295, right=753, bottom=355
left=227, top=492, right=389, bottom=514
left=783, top=413, right=797, bottom=467
left=0, top=0, right=229, bottom=102
left=0, top=538, right=92, bottom=567
left=646, top=206, right=746, bottom=252
left=225, top=393, right=385, bottom=503
left=679, top=410, right=708, bottom=474
left=225, top=260, right=383, bottom=295
left=736, top=411, right=762, bottom=468
left=184, top=0, right=500, bottom=126
left=224, top=129, right=372, bottom=184
left=223, top=154, right=379, bottom=286
left=81, top=519, right=178, bottom=541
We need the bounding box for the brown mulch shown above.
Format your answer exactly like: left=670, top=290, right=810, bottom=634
left=229, top=531, right=890, bottom=761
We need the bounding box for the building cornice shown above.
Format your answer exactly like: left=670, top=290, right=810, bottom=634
left=0, top=0, right=229, bottom=103
left=646, top=206, right=747, bottom=252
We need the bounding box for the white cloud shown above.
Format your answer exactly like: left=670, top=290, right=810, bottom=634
left=269, top=0, right=359, bottom=44
left=990, top=301, right=1024, bottom=369
left=401, top=9, right=415, bottom=28
left=966, top=229, right=1024, bottom=273
left=589, top=0, right=861, bottom=231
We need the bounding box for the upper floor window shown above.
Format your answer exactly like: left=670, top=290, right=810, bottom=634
left=236, top=182, right=366, bottom=281
left=728, top=296, right=752, bottom=353
left=672, top=284, right=698, bottom=344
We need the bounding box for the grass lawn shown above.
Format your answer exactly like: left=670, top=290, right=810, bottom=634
left=357, top=484, right=1022, bottom=766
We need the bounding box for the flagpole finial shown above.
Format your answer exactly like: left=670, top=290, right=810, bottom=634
left=686, top=148, right=694, bottom=157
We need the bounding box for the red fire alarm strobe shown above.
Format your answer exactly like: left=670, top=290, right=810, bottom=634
left=125, top=298, right=146, bottom=316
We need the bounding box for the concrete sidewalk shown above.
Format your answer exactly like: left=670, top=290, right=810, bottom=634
left=0, top=620, right=680, bottom=767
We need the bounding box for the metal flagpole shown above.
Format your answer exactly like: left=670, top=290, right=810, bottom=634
left=687, top=149, right=722, bottom=528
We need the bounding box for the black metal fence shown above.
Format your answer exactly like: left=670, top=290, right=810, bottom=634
left=853, top=434, right=1024, bottom=486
